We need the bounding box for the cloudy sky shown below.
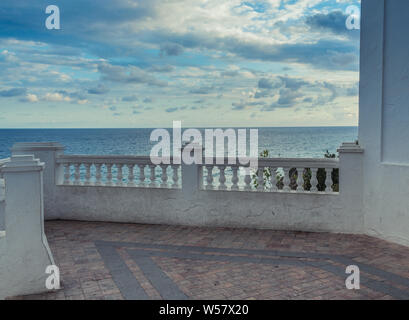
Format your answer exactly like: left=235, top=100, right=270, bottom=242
left=0, top=0, right=360, bottom=128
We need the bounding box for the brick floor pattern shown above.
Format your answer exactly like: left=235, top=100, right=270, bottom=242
left=9, top=221, right=409, bottom=300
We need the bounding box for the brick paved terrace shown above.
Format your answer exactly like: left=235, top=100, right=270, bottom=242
left=9, top=221, right=409, bottom=300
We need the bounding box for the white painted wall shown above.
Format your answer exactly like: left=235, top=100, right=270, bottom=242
left=359, top=0, right=409, bottom=246
left=17, top=142, right=363, bottom=235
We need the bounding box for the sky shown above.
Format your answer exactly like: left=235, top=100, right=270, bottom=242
left=0, top=0, right=361, bottom=128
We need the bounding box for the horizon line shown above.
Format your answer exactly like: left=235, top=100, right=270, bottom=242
left=0, top=125, right=358, bottom=130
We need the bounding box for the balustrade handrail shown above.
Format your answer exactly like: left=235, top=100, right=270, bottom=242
left=57, top=155, right=338, bottom=169
left=0, top=158, right=10, bottom=166
left=200, top=157, right=339, bottom=169
left=56, top=155, right=181, bottom=165
left=55, top=154, right=339, bottom=193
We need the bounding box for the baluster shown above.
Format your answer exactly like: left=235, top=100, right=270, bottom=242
left=171, top=165, right=179, bottom=188
left=149, top=165, right=156, bottom=187
left=325, top=168, right=333, bottom=193
left=95, top=163, right=102, bottom=186
left=160, top=164, right=168, bottom=188
left=205, top=165, right=214, bottom=190
left=257, top=166, right=264, bottom=191
left=116, top=164, right=124, bottom=186
left=138, top=164, right=146, bottom=187
left=231, top=166, right=239, bottom=190
left=244, top=168, right=252, bottom=191
left=270, top=167, right=278, bottom=192
left=106, top=164, right=113, bottom=186
left=74, top=163, right=81, bottom=185
left=63, top=163, right=71, bottom=185
left=310, top=168, right=318, bottom=192
left=282, top=167, right=291, bottom=191
left=84, top=163, right=92, bottom=185
left=127, top=164, right=135, bottom=186
left=218, top=165, right=227, bottom=190
left=296, top=167, right=304, bottom=192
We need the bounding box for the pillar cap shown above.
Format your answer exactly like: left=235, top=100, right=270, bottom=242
left=11, top=142, right=65, bottom=152
left=337, top=142, right=364, bottom=153
left=1, top=155, right=44, bottom=172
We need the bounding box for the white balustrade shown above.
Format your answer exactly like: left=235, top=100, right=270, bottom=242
left=325, top=168, right=333, bottom=192
left=138, top=164, right=146, bottom=187
left=56, top=155, right=338, bottom=194
left=171, top=165, right=179, bottom=188
left=257, top=166, right=264, bottom=191
left=296, top=168, right=304, bottom=192
left=56, top=155, right=181, bottom=189
left=116, top=164, right=124, bottom=186
left=205, top=165, right=214, bottom=190
left=149, top=165, right=156, bottom=187
left=270, top=167, right=278, bottom=192
left=219, top=165, right=227, bottom=190
left=310, top=168, right=318, bottom=192
left=198, top=157, right=339, bottom=194
left=0, top=158, right=9, bottom=202
left=127, top=164, right=135, bottom=187
left=160, top=164, right=168, bottom=188
left=231, top=166, right=239, bottom=191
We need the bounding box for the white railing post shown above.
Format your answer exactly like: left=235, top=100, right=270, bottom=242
left=270, top=167, right=278, bottom=192
left=296, top=168, right=304, bottom=192
left=283, top=167, right=291, bottom=191
left=0, top=155, right=55, bottom=299
left=231, top=166, right=239, bottom=190
left=127, top=164, right=135, bottom=187
left=310, top=168, right=318, bottom=192
left=181, top=144, right=203, bottom=197
left=338, top=142, right=364, bottom=195
left=11, top=142, right=65, bottom=220
left=337, top=142, right=364, bottom=232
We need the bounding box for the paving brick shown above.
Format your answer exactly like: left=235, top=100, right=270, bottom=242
left=11, top=220, right=409, bottom=300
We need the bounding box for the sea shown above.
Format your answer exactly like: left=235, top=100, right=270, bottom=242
left=0, top=127, right=358, bottom=159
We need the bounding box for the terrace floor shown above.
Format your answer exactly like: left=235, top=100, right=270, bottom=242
left=11, top=221, right=409, bottom=300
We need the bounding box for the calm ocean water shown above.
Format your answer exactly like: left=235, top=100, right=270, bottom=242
left=0, top=127, right=358, bottom=159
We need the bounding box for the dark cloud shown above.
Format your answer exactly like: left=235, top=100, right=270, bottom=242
left=98, top=63, right=167, bottom=87
left=160, top=43, right=184, bottom=56
left=258, top=78, right=274, bottom=89
left=232, top=100, right=266, bottom=111
left=346, top=83, right=359, bottom=96
left=189, top=86, right=214, bottom=94
left=148, top=64, right=175, bottom=73
left=0, top=87, right=27, bottom=97
left=88, top=84, right=109, bottom=95
left=122, top=95, right=139, bottom=102
left=0, top=0, right=157, bottom=51
left=279, top=76, right=309, bottom=90
left=221, top=70, right=239, bottom=77
left=306, top=11, right=352, bottom=35
left=56, top=90, right=87, bottom=101
left=150, top=31, right=359, bottom=71
left=165, top=107, right=179, bottom=113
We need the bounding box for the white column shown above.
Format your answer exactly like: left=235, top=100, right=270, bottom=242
left=11, top=142, right=65, bottom=220
left=0, top=155, right=55, bottom=299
